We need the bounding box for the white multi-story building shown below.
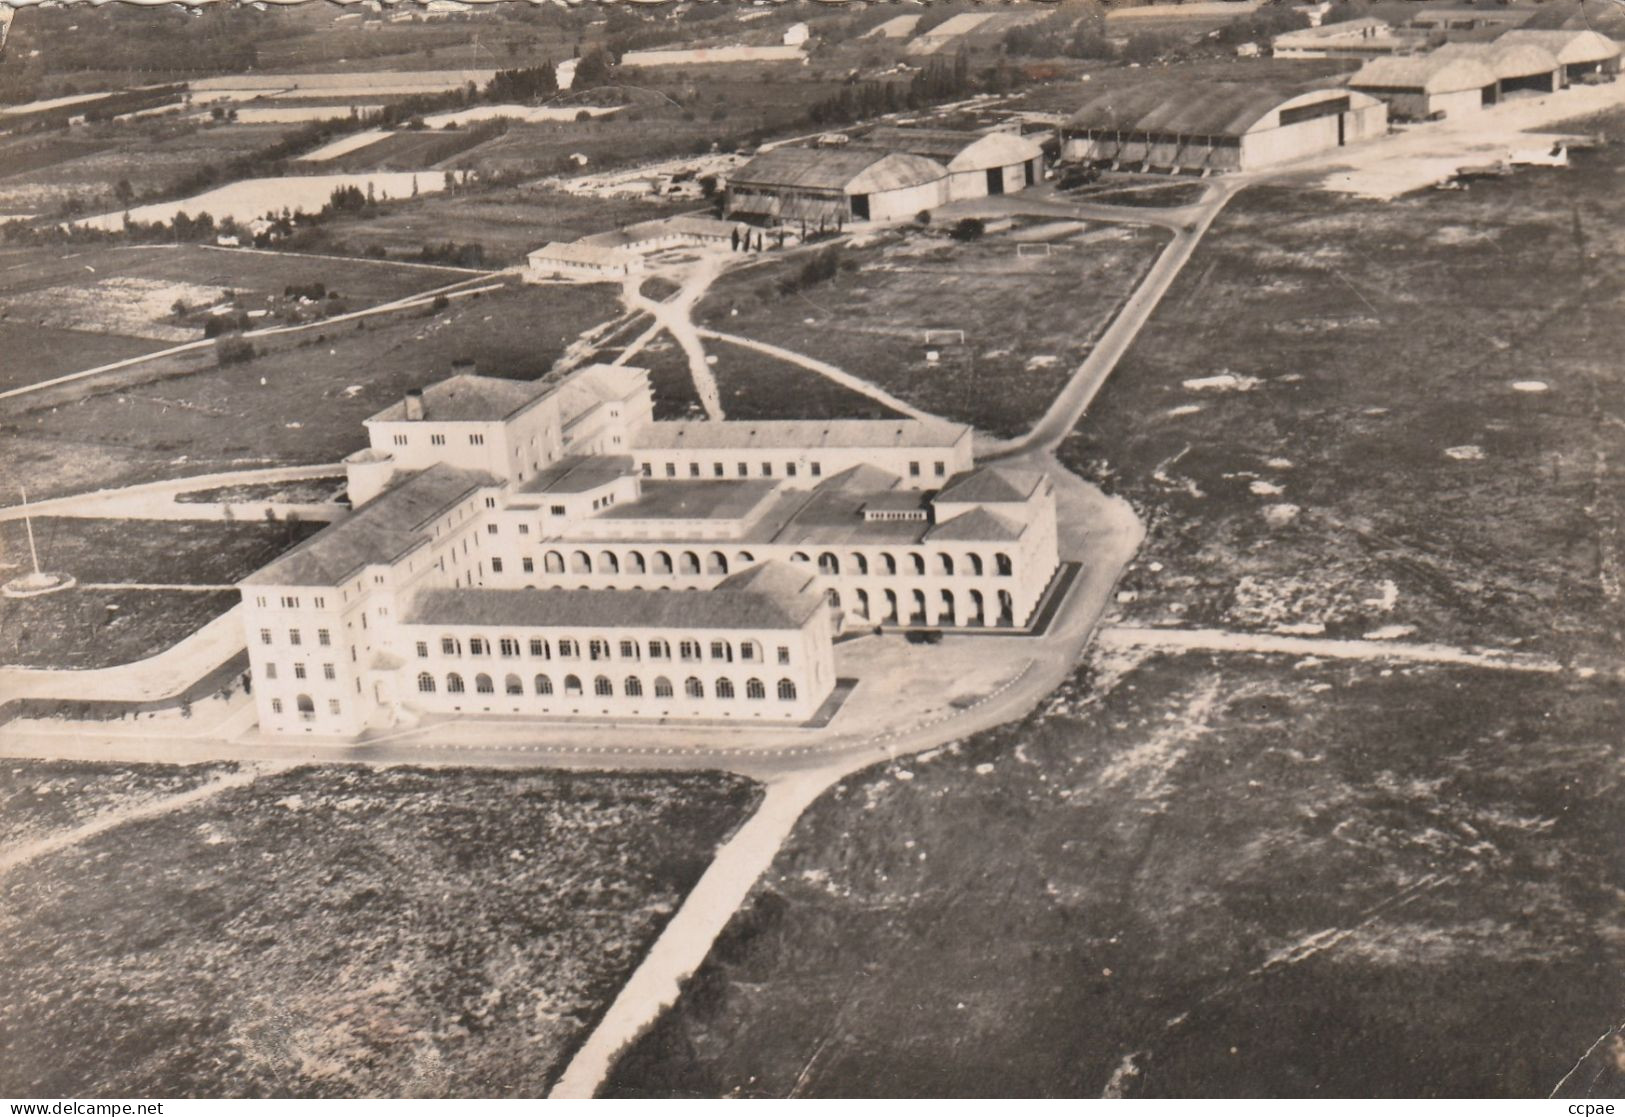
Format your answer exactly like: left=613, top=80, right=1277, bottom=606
left=238, top=362, right=1062, bottom=738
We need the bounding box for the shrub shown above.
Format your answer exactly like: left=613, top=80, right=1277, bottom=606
left=215, top=336, right=255, bottom=366
left=950, top=217, right=986, bottom=242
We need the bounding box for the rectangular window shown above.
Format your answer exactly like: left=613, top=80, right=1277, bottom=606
left=710, top=640, right=728, bottom=660
left=714, top=462, right=725, bottom=478
left=430, top=433, right=446, bottom=446
left=737, top=463, right=749, bottom=477
left=665, top=463, right=677, bottom=478
left=529, top=638, right=547, bottom=657
left=328, top=699, right=341, bottom=715
left=486, top=523, right=498, bottom=535
left=558, top=639, right=578, bottom=658
left=317, top=628, right=331, bottom=647
left=259, top=628, right=272, bottom=645
left=641, top=462, right=652, bottom=477
left=909, top=461, right=921, bottom=477
left=590, top=639, right=610, bottom=661
left=761, top=463, right=773, bottom=477
left=289, top=629, right=302, bottom=646
left=313, top=597, right=325, bottom=609
left=484, top=497, right=496, bottom=509
left=469, top=433, right=485, bottom=445
left=522, top=557, right=535, bottom=573
left=500, top=638, right=520, bottom=657
left=491, top=557, right=504, bottom=573
left=265, top=663, right=278, bottom=681
left=786, top=463, right=797, bottom=477
left=619, top=639, right=638, bottom=659
left=323, top=663, right=336, bottom=680
left=680, top=640, right=701, bottom=662
left=934, top=461, right=946, bottom=477
left=689, top=462, right=701, bottom=477
left=810, top=462, right=822, bottom=477
left=293, top=663, right=307, bottom=680
left=469, top=637, right=488, bottom=656
left=778, top=646, right=791, bottom=665
left=441, top=637, right=459, bottom=655
left=270, top=698, right=283, bottom=715
left=280, top=595, right=299, bottom=609
left=393, top=434, right=408, bottom=446
left=518, top=524, right=529, bottom=535
left=416, top=641, right=429, bottom=658
left=550, top=505, right=567, bottom=517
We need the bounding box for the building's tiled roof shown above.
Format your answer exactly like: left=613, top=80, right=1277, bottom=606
left=368, top=374, right=552, bottom=424
left=728, top=146, right=947, bottom=194
left=925, top=506, right=1025, bottom=543
left=243, top=465, right=494, bottom=587
left=819, top=463, right=903, bottom=491
left=528, top=240, right=635, bottom=268
left=631, top=418, right=969, bottom=452
left=405, top=559, right=822, bottom=631
left=1350, top=55, right=1497, bottom=91
left=520, top=455, right=634, bottom=495
left=936, top=466, right=1046, bottom=504
left=1496, top=28, right=1621, bottom=63
left=1068, top=82, right=1346, bottom=138
left=1434, top=39, right=1561, bottom=78
left=770, top=485, right=931, bottom=546
left=864, top=126, right=1043, bottom=172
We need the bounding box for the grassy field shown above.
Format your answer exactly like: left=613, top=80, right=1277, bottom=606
left=287, top=189, right=680, bottom=267
left=0, top=280, right=625, bottom=500
left=0, top=517, right=324, bottom=586
left=708, top=337, right=906, bottom=423
left=0, top=760, right=236, bottom=853
left=0, top=764, right=762, bottom=1097
left=0, top=588, right=239, bottom=669
left=1061, top=143, right=1625, bottom=661
left=607, top=651, right=1624, bottom=1098
left=695, top=222, right=1168, bottom=438
left=0, top=244, right=471, bottom=389
left=175, top=478, right=346, bottom=505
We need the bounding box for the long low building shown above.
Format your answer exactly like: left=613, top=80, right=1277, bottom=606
left=862, top=126, right=1045, bottom=200
left=1061, top=82, right=1388, bottom=173
left=1495, top=29, right=1621, bottom=84
left=1348, top=55, right=1499, bottom=119
left=1271, top=17, right=1429, bottom=60
left=726, top=145, right=949, bottom=225
left=1432, top=39, right=1562, bottom=95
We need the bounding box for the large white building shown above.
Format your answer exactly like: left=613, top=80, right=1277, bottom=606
left=239, top=363, right=1061, bottom=738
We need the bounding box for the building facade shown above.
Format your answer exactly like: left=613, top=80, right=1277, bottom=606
left=239, top=363, right=1061, bottom=738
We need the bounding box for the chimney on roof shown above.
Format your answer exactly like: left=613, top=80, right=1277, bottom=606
left=451, top=358, right=476, bottom=377
left=404, top=387, right=425, bottom=422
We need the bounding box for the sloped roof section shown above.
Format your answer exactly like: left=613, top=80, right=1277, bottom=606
left=729, top=145, right=946, bottom=194
left=1067, top=82, right=1336, bottom=138
left=368, top=373, right=555, bottom=424
left=865, top=126, right=1043, bottom=171
left=936, top=466, right=1046, bottom=505
left=1434, top=39, right=1561, bottom=78
left=925, top=506, right=1026, bottom=543
left=1350, top=55, right=1497, bottom=92
left=244, top=464, right=494, bottom=587
left=1496, top=28, right=1621, bottom=64
left=528, top=240, right=635, bottom=269
left=407, top=559, right=823, bottom=631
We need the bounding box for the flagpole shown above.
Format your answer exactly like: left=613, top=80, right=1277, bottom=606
left=20, top=487, right=41, bottom=576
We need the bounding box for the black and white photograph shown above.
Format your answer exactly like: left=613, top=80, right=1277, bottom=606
left=0, top=0, right=1620, bottom=1102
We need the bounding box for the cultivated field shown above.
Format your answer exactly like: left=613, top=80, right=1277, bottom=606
left=608, top=651, right=1624, bottom=1098
left=288, top=189, right=679, bottom=266
left=696, top=222, right=1168, bottom=438
left=0, top=244, right=471, bottom=389
left=0, top=281, right=626, bottom=499
left=1064, top=139, right=1625, bottom=662
left=0, top=764, right=763, bottom=1098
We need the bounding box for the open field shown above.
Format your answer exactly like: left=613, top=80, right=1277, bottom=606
left=707, top=337, right=906, bottom=423
left=0, top=764, right=762, bottom=1097
left=0, top=760, right=236, bottom=854
left=0, top=518, right=324, bottom=587
left=695, top=223, right=1168, bottom=438
left=0, top=588, right=239, bottom=669
left=77, top=172, right=453, bottom=231
left=0, top=281, right=625, bottom=500
left=608, top=651, right=1624, bottom=1098
left=175, top=478, right=346, bottom=505
left=285, top=190, right=679, bottom=266
left=1062, top=136, right=1625, bottom=661
left=0, top=244, right=471, bottom=390
left=0, top=123, right=302, bottom=216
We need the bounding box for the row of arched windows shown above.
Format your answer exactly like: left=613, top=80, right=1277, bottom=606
left=514, top=549, right=1012, bottom=580
left=429, top=635, right=769, bottom=664
left=418, top=672, right=798, bottom=701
